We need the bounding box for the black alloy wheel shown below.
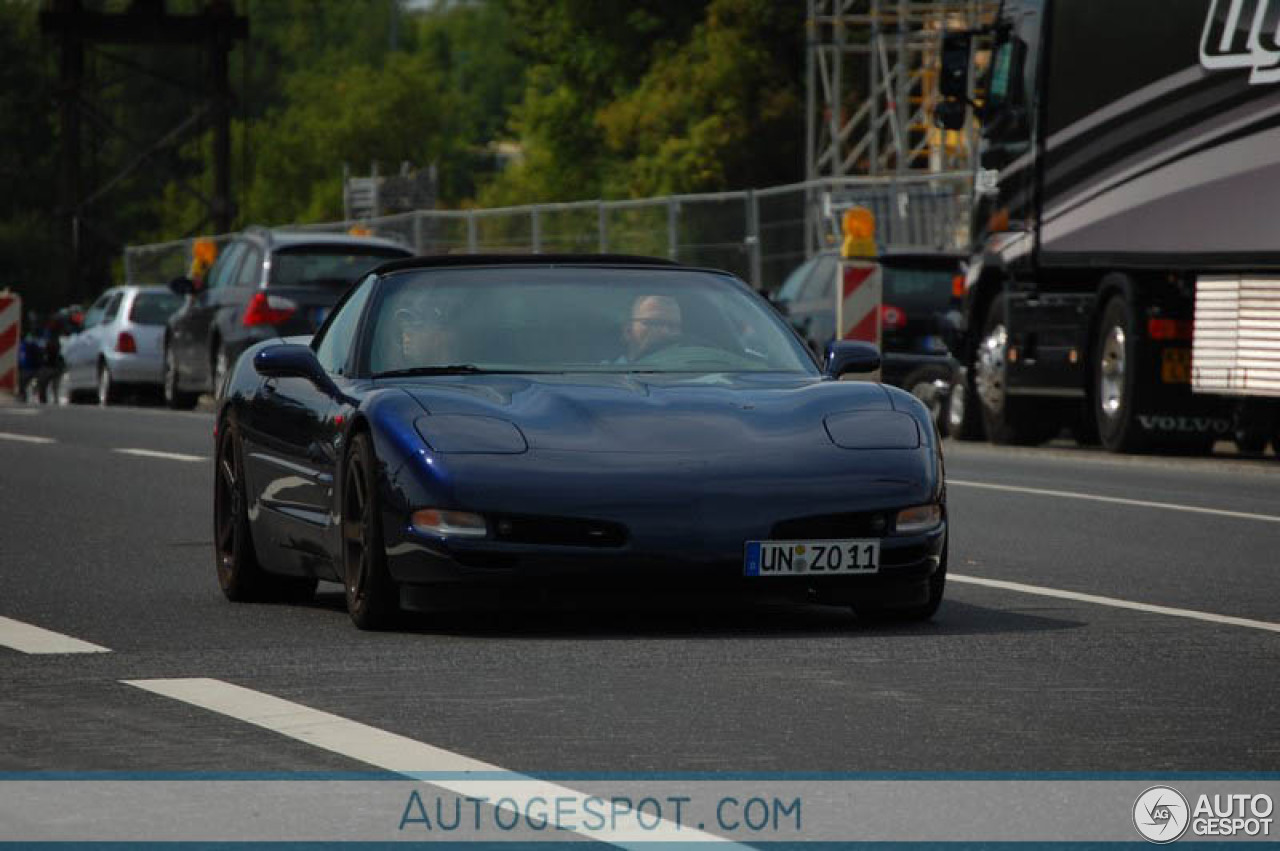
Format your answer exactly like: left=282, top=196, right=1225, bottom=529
left=342, top=433, right=400, bottom=630
left=215, top=419, right=316, bottom=602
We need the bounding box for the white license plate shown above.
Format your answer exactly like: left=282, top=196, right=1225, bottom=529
left=744, top=539, right=880, bottom=576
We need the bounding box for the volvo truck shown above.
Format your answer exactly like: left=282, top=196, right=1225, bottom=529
left=938, top=0, right=1280, bottom=453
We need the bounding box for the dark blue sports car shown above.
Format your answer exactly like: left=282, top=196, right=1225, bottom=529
left=214, top=255, right=947, bottom=629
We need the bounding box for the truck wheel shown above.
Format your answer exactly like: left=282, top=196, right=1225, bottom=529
left=902, top=365, right=953, bottom=437
left=974, top=294, right=1059, bottom=445
left=945, top=369, right=984, bottom=440
left=1093, top=295, right=1148, bottom=453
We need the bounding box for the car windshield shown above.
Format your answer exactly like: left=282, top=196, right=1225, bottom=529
left=270, top=244, right=409, bottom=287
left=128, top=291, right=183, bottom=325
left=368, top=266, right=819, bottom=376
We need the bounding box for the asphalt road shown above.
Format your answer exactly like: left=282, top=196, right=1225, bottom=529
left=1, top=399, right=1277, bottom=780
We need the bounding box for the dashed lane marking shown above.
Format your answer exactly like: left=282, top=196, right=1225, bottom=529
left=114, top=448, right=206, bottom=463
left=948, top=479, right=1280, bottom=525
left=124, top=677, right=739, bottom=847
left=951, top=574, right=1280, bottom=634
left=0, top=432, right=54, bottom=445
left=0, top=615, right=111, bottom=654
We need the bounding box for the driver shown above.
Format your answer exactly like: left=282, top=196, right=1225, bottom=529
left=622, top=295, right=683, bottom=362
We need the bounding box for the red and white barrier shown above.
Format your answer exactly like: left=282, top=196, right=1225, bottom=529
left=0, top=291, right=20, bottom=396
left=836, top=259, right=882, bottom=346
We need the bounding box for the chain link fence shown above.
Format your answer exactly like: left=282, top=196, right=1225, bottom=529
left=124, top=175, right=973, bottom=289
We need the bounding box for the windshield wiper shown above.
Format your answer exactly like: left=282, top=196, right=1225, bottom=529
left=372, top=365, right=545, bottom=378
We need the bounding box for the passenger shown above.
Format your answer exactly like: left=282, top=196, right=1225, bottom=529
left=621, top=295, right=683, bottom=362
left=399, top=314, right=459, bottom=367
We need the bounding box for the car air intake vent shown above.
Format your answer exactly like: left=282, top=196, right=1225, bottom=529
left=492, top=515, right=628, bottom=548
left=771, top=511, right=888, bottom=539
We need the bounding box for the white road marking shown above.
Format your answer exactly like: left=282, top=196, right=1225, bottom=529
left=0, top=432, right=54, bottom=445
left=0, top=616, right=111, bottom=654
left=951, top=574, right=1280, bottom=634
left=948, top=479, right=1280, bottom=525
left=0, top=408, right=39, bottom=415
left=124, top=678, right=737, bottom=847
left=114, top=448, right=206, bottom=463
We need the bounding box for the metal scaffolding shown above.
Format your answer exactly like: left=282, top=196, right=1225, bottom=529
left=806, top=0, right=997, bottom=181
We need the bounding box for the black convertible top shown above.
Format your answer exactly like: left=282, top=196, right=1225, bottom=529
left=371, top=253, right=694, bottom=277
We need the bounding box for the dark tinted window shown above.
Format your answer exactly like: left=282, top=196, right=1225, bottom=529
left=270, top=245, right=409, bottom=288
left=129, top=291, right=183, bottom=325
left=882, top=264, right=957, bottom=314
left=103, top=292, right=123, bottom=322
left=235, top=247, right=262, bottom=288
left=208, top=243, right=244, bottom=290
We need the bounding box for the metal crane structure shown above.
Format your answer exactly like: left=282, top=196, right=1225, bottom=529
left=805, top=0, right=998, bottom=182
left=39, top=0, right=247, bottom=304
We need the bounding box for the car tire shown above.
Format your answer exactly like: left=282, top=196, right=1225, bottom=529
left=97, top=362, right=118, bottom=406
left=164, top=344, right=199, bottom=410
left=342, top=432, right=400, bottom=630
left=214, top=418, right=317, bottom=603
left=853, top=540, right=947, bottom=623
left=975, top=294, right=1060, bottom=445
left=215, top=418, right=272, bottom=601
left=57, top=369, right=86, bottom=405
left=902, top=365, right=952, bottom=438
left=212, top=343, right=231, bottom=401
left=1093, top=295, right=1148, bottom=453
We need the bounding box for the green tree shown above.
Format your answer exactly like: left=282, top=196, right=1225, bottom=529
left=479, top=0, right=709, bottom=205
left=0, top=0, right=61, bottom=310
left=596, top=0, right=804, bottom=197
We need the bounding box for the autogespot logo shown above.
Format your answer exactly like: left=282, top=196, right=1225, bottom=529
left=1134, top=786, right=1191, bottom=844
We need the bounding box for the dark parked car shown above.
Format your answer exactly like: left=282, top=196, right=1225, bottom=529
left=163, top=228, right=413, bottom=408
left=773, top=250, right=966, bottom=433
left=215, top=255, right=947, bottom=630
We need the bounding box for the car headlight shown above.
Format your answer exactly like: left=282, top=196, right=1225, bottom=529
left=411, top=508, right=488, bottom=538
left=893, top=504, right=943, bottom=535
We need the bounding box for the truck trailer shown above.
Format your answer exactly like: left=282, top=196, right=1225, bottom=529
left=938, top=0, right=1280, bottom=453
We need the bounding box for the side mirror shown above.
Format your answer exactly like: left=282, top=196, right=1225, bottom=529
left=824, top=341, right=881, bottom=378
left=934, top=100, right=968, bottom=131
left=939, top=33, right=971, bottom=99
left=252, top=343, right=341, bottom=395
left=254, top=343, right=323, bottom=379
left=168, top=276, right=194, bottom=296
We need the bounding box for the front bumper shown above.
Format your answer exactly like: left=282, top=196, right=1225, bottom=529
left=388, top=522, right=946, bottom=610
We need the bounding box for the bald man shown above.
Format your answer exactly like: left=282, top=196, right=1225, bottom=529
left=622, top=295, right=683, bottom=362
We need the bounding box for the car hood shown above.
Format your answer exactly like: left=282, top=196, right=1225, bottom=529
left=385, top=372, right=896, bottom=455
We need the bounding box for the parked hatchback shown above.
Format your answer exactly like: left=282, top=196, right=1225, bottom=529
left=163, top=228, right=412, bottom=408
left=773, top=250, right=966, bottom=433
left=57, top=285, right=182, bottom=405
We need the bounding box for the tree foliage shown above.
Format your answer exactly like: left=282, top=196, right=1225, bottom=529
left=0, top=0, right=809, bottom=308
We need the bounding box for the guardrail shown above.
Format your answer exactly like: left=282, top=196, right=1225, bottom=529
left=124, top=175, right=973, bottom=289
